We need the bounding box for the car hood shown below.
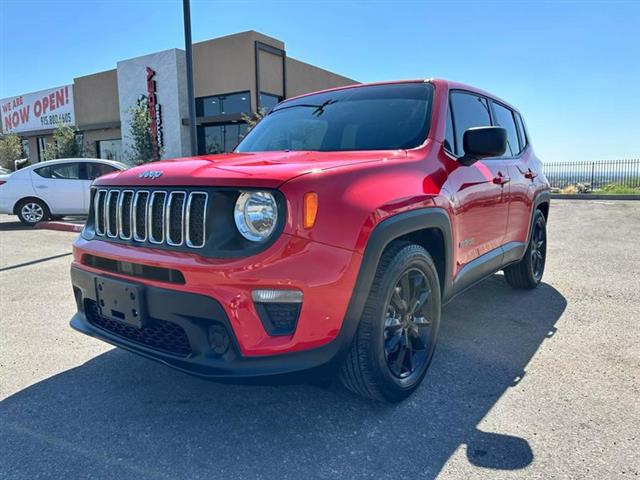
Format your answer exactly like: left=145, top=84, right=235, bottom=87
left=94, top=150, right=406, bottom=188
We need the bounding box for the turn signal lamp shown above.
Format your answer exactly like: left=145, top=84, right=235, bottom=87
left=303, top=192, right=318, bottom=229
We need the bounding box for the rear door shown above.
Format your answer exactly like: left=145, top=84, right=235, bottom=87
left=447, top=91, right=510, bottom=268
left=489, top=102, right=532, bottom=246
left=30, top=162, right=86, bottom=214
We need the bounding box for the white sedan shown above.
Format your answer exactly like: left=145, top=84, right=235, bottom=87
left=0, top=158, right=126, bottom=225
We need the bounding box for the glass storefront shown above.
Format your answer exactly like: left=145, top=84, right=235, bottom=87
left=96, top=139, right=123, bottom=160
left=197, top=123, right=249, bottom=154
left=20, top=138, right=30, bottom=160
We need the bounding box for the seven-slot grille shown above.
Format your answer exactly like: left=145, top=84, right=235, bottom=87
left=93, top=189, right=208, bottom=248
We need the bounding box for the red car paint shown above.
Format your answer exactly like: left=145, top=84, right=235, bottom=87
left=71, top=79, right=549, bottom=358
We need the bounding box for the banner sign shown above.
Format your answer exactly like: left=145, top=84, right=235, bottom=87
left=1, top=85, right=75, bottom=134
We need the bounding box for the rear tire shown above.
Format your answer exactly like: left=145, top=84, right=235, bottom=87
left=339, top=242, right=441, bottom=402
left=16, top=199, right=50, bottom=226
left=504, top=209, right=547, bottom=289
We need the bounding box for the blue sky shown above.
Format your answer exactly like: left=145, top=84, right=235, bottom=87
left=1, top=0, right=638, bottom=162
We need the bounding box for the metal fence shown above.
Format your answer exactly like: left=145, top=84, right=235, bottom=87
left=543, top=159, right=640, bottom=190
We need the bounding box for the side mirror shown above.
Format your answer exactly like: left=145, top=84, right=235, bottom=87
left=458, top=126, right=507, bottom=166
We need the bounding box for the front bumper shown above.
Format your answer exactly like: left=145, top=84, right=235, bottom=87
left=70, top=232, right=364, bottom=379
left=71, top=266, right=349, bottom=380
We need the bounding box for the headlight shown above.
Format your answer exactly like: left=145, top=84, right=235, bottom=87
left=234, top=191, right=278, bottom=241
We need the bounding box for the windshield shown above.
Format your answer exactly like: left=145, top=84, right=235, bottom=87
left=236, top=82, right=433, bottom=153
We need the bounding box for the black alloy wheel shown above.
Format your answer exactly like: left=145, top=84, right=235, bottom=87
left=384, top=268, right=435, bottom=379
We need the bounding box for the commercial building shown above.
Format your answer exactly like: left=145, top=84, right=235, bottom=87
left=0, top=31, right=357, bottom=162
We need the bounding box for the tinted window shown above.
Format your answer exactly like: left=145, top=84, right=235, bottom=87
left=491, top=101, right=520, bottom=157
left=237, top=83, right=433, bottom=152
left=196, top=91, right=251, bottom=117
left=34, top=162, right=81, bottom=179
left=450, top=92, right=492, bottom=156
left=86, top=163, right=118, bottom=180
left=515, top=112, right=528, bottom=151
left=444, top=104, right=455, bottom=153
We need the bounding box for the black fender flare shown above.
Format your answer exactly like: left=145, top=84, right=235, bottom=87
left=528, top=190, right=551, bottom=242
left=328, top=208, right=453, bottom=367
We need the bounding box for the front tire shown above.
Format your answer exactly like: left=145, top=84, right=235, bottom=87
left=339, top=243, right=441, bottom=402
left=504, top=209, right=547, bottom=289
left=17, top=199, right=50, bottom=226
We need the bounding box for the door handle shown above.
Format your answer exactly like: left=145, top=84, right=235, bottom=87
left=524, top=169, right=538, bottom=180
left=35, top=185, right=48, bottom=189
left=493, top=173, right=510, bottom=185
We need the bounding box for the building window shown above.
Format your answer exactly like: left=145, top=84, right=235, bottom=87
left=37, top=137, right=47, bottom=162
left=196, top=91, right=251, bottom=117
left=96, top=139, right=123, bottom=161
left=21, top=139, right=30, bottom=160
left=259, top=92, right=282, bottom=113
left=197, top=123, right=249, bottom=154
left=74, top=133, right=84, bottom=156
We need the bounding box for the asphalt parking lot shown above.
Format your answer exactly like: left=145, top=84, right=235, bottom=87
left=1, top=200, right=639, bottom=479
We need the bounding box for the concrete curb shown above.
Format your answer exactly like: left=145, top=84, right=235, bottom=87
left=551, top=194, right=640, bottom=200
left=35, top=221, right=84, bottom=233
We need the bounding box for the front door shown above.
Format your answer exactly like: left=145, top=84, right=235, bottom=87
left=30, top=162, right=86, bottom=214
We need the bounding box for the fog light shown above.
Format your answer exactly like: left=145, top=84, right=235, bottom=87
left=208, top=324, right=230, bottom=355
left=252, top=289, right=302, bottom=336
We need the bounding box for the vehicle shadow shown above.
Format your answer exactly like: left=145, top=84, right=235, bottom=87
left=0, top=275, right=566, bottom=479
left=0, top=219, right=32, bottom=231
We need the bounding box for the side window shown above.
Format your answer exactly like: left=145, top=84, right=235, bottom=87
left=515, top=112, right=528, bottom=151
left=491, top=101, right=520, bottom=157
left=34, top=163, right=81, bottom=180
left=86, top=163, right=118, bottom=180
left=449, top=92, right=492, bottom=156
left=444, top=103, right=455, bottom=154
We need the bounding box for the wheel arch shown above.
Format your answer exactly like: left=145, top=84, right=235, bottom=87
left=333, top=208, right=453, bottom=365
left=13, top=196, right=52, bottom=216
left=528, top=191, right=551, bottom=241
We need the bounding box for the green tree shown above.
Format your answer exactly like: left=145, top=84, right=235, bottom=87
left=127, top=97, right=160, bottom=164
left=241, top=107, right=267, bottom=135
left=0, top=133, right=23, bottom=171
left=43, top=123, right=82, bottom=160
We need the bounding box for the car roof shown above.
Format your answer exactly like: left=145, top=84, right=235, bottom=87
left=25, top=158, right=127, bottom=170
left=278, top=78, right=521, bottom=114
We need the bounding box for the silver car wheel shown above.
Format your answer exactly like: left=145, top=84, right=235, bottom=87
left=21, top=202, right=45, bottom=223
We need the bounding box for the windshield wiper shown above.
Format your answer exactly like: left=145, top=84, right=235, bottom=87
left=272, top=99, right=338, bottom=117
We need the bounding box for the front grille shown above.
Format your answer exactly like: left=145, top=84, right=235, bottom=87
left=85, top=299, right=192, bottom=356
left=94, top=189, right=208, bottom=249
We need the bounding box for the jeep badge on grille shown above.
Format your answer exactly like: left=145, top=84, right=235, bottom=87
left=138, top=170, right=163, bottom=179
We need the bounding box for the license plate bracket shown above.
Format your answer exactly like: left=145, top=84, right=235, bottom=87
left=95, top=277, right=147, bottom=328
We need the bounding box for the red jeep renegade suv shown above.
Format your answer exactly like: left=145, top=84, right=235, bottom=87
left=70, top=79, right=550, bottom=402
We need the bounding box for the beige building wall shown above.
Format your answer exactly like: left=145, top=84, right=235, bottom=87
left=73, top=69, right=120, bottom=128
left=193, top=31, right=287, bottom=110
left=285, top=57, right=357, bottom=98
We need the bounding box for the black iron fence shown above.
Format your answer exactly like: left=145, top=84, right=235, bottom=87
left=543, top=159, right=640, bottom=190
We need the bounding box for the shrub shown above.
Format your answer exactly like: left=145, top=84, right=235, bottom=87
left=43, top=123, right=82, bottom=160
left=126, top=97, right=161, bottom=164
left=0, top=133, right=23, bottom=171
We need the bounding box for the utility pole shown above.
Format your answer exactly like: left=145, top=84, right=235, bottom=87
left=183, top=0, right=197, bottom=155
